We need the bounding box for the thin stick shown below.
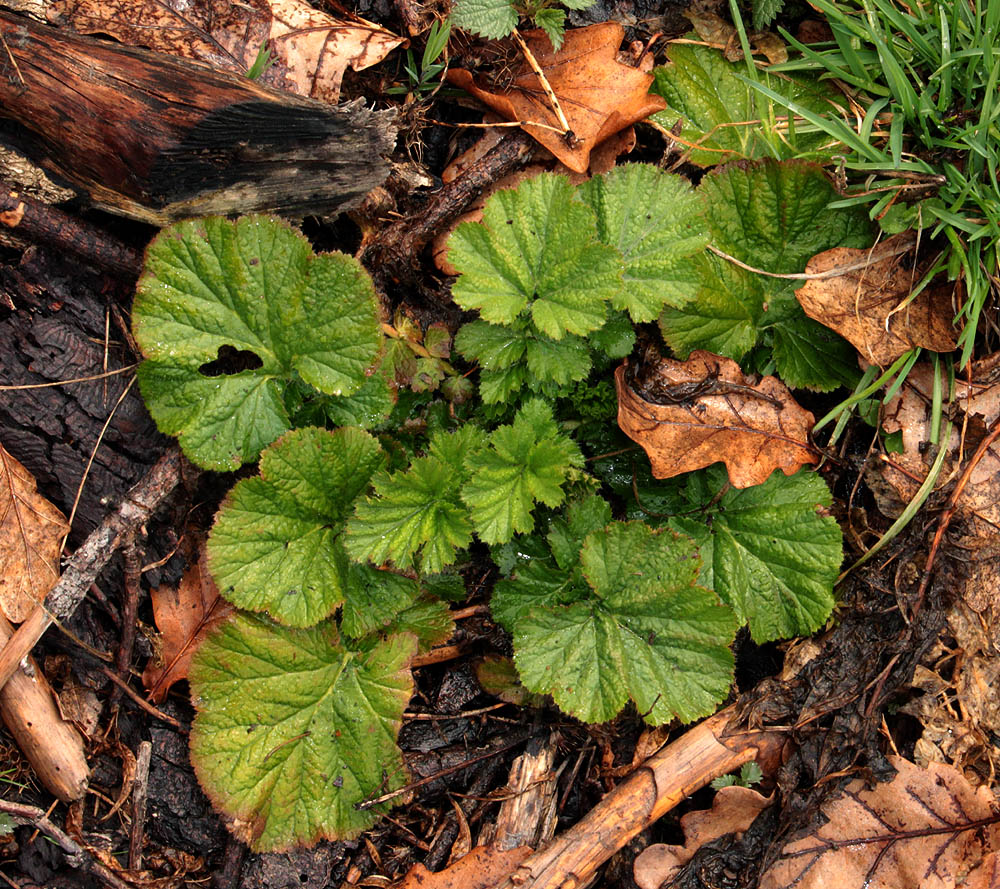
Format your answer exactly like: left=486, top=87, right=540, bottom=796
left=129, top=741, right=152, bottom=870
left=0, top=448, right=185, bottom=693
left=98, top=665, right=186, bottom=732
left=0, top=799, right=133, bottom=889
left=62, top=376, right=136, bottom=555
left=0, top=365, right=137, bottom=391
left=511, top=30, right=573, bottom=140
left=706, top=233, right=916, bottom=280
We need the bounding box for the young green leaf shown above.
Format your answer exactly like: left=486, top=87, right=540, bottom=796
left=510, top=521, right=738, bottom=724
left=449, top=0, right=518, bottom=39
left=207, top=427, right=384, bottom=627
left=133, top=216, right=381, bottom=469
left=448, top=174, right=622, bottom=338
left=649, top=44, right=842, bottom=166
left=340, top=564, right=420, bottom=640
left=675, top=466, right=841, bottom=643
left=345, top=427, right=487, bottom=574
left=579, top=164, right=710, bottom=321
left=533, top=7, right=566, bottom=49
left=462, top=400, right=585, bottom=544
left=189, top=612, right=415, bottom=851
left=659, top=160, right=870, bottom=390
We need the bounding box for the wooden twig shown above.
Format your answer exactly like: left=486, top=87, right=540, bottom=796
left=0, top=799, right=132, bottom=889
left=98, top=665, right=186, bottom=732
left=487, top=706, right=786, bottom=889
left=0, top=448, right=186, bottom=693
left=0, top=180, right=141, bottom=278
left=129, top=740, right=151, bottom=870
left=362, top=130, right=533, bottom=286
left=110, top=533, right=142, bottom=712
left=0, top=612, right=89, bottom=801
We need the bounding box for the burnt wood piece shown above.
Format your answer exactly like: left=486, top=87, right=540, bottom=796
left=0, top=10, right=396, bottom=223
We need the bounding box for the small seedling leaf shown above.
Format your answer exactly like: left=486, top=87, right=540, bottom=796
left=449, top=0, right=518, bottom=39
left=346, top=428, right=487, bottom=573
left=189, top=612, right=415, bottom=851
left=579, top=165, right=710, bottom=321
left=462, top=400, right=584, bottom=544
left=133, top=216, right=381, bottom=469
left=208, top=427, right=384, bottom=627
left=448, top=174, right=622, bottom=339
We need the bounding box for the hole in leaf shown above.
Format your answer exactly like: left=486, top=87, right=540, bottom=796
left=198, top=345, right=263, bottom=377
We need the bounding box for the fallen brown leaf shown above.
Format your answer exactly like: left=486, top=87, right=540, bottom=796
left=684, top=11, right=788, bottom=64
left=0, top=444, right=69, bottom=623
left=395, top=844, right=534, bottom=889
left=875, top=357, right=1000, bottom=530
left=634, top=785, right=771, bottom=889
left=795, top=233, right=960, bottom=365
left=52, top=0, right=404, bottom=103
left=446, top=23, right=666, bottom=173
left=615, top=350, right=817, bottom=488
left=759, top=756, right=1000, bottom=889
left=142, top=548, right=234, bottom=703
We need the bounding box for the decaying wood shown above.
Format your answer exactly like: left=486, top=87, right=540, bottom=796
left=488, top=707, right=786, bottom=889
left=0, top=10, right=396, bottom=223
left=0, top=448, right=186, bottom=694
left=0, top=180, right=141, bottom=277
left=129, top=740, right=152, bottom=870
left=488, top=731, right=559, bottom=852
left=0, top=612, right=89, bottom=801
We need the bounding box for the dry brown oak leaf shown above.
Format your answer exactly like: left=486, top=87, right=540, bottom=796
left=142, top=549, right=234, bottom=703
left=396, top=845, right=534, bottom=889
left=795, top=232, right=960, bottom=365
left=615, top=351, right=817, bottom=488
left=874, top=357, right=1000, bottom=531
left=51, top=0, right=403, bottom=103
left=446, top=22, right=666, bottom=173
left=0, top=444, right=69, bottom=623
left=759, top=756, right=1000, bottom=889
left=634, top=785, right=772, bottom=889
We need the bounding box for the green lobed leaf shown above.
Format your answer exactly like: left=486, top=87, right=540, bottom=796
left=340, top=564, right=420, bottom=640
left=511, top=522, right=737, bottom=724
left=579, top=165, right=710, bottom=321
left=345, top=428, right=488, bottom=574
left=189, top=613, right=415, bottom=851
left=658, top=160, right=869, bottom=390
left=533, top=7, right=566, bottom=50
left=462, top=400, right=584, bottom=544
left=208, top=427, right=384, bottom=627
left=752, top=0, right=785, bottom=29
left=448, top=174, right=622, bottom=339
left=449, top=0, right=518, bottom=39
left=676, top=466, right=841, bottom=642
left=133, top=216, right=381, bottom=470
left=649, top=44, right=843, bottom=166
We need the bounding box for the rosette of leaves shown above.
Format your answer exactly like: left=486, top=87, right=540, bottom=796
left=346, top=399, right=584, bottom=571
left=450, top=168, right=710, bottom=403
left=492, top=495, right=739, bottom=724
left=132, top=215, right=382, bottom=469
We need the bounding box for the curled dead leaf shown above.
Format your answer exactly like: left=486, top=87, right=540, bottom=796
left=795, top=233, right=960, bottom=365
left=0, top=444, right=69, bottom=623
left=615, top=351, right=817, bottom=488
left=634, top=785, right=771, bottom=889
left=52, top=0, right=404, bottom=103
left=142, top=548, right=234, bottom=703
left=446, top=23, right=666, bottom=173
left=759, top=756, right=1000, bottom=889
